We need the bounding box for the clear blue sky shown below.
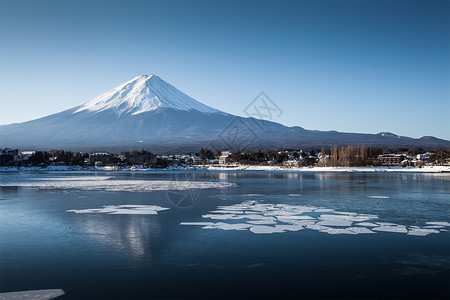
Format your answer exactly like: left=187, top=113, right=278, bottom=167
left=1, top=0, right=449, bottom=140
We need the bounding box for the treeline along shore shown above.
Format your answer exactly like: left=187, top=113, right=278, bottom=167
left=1, top=146, right=449, bottom=169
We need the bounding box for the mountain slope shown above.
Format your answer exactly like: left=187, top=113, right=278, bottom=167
left=74, top=75, right=222, bottom=116
left=0, top=75, right=448, bottom=151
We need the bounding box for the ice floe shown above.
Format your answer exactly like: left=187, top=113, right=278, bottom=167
left=274, top=224, right=304, bottom=231
left=202, top=214, right=236, bottom=220
left=407, top=228, right=440, bottom=236
left=316, top=219, right=353, bottom=227
left=367, top=195, right=390, bottom=199
left=306, top=224, right=333, bottom=231
left=3, top=177, right=236, bottom=192
left=67, top=205, right=169, bottom=215
left=320, top=227, right=358, bottom=235
left=208, top=223, right=253, bottom=231
left=423, top=225, right=446, bottom=229
left=276, top=215, right=316, bottom=222
left=355, top=222, right=379, bottom=227
left=239, top=214, right=272, bottom=220
left=290, top=220, right=317, bottom=226
left=247, top=219, right=277, bottom=225
left=313, top=208, right=335, bottom=213
left=376, top=222, right=399, bottom=226
left=372, top=225, right=408, bottom=233
left=425, top=221, right=450, bottom=227
left=347, top=227, right=375, bottom=234
left=180, top=222, right=215, bottom=226
left=319, top=214, right=373, bottom=223
left=250, top=225, right=286, bottom=234
left=334, top=211, right=358, bottom=215
left=179, top=200, right=449, bottom=237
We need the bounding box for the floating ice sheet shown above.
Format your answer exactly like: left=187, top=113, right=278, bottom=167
left=319, top=214, right=372, bottom=223
left=179, top=200, right=449, bottom=237
left=316, top=219, right=353, bottom=227
left=67, top=205, right=169, bottom=215
left=276, top=216, right=316, bottom=222
left=42, top=176, right=112, bottom=181
left=407, top=228, right=440, bottom=236
left=291, top=220, right=317, bottom=226
left=334, top=211, right=358, bottom=215
left=367, top=195, right=390, bottom=199
left=320, top=227, right=358, bottom=235
left=0, top=289, right=65, bottom=300
left=274, top=224, right=304, bottom=231
left=372, top=225, right=408, bottom=233
left=376, top=222, right=399, bottom=226
left=210, top=210, right=244, bottom=214
left=3, top=178, right=236, bottom=192
left=109, top=209, right=159, bottom=215
left=426, top=221, right=450, bottom=227
left=423, top=225, right=446, bottom=229
left=247, top=219, right=277, bottom=225
left=239, top=214, right=272, bottom=220
left=250, top=226, right=286, bottom=234
left=306, top=224, right=332, bottom=231
left=211, top=223, right=253, bottom=231
left=355, top=222, right=379, bottom=227
left=347, top=227, right=375, bottom=234
left=202, top=214, right=236, bottom=220
left=180, top=222, right=215, bottom=226
left=313, top=208, right=335, bottom=213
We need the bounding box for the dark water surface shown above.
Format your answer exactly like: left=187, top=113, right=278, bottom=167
left=0, top=171, right=449, bottom=299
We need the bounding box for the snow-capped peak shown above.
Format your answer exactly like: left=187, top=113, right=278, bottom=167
left=377, top=132, right=399, bottom=138
left=74, top=75, right=222, bottom=116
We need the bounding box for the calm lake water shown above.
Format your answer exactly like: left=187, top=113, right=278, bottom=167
left=0, top=171, right=449, bottom=299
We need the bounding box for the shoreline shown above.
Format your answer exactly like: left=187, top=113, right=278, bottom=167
left=207, top=165, right=450, bottom=173
left=1, top=165, right=449, bottom=173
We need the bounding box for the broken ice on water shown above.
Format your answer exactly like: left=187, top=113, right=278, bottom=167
left=407, top=228, right=440, bottom=236
left=4, top=177, right=236, bottom=192
left=372, top=225, right=408, bottom=234
left=426, top=221, right=450, bottom=227
left=180, top=200, right=450, bottom=236
left=67, top=205, right=170, bottom=215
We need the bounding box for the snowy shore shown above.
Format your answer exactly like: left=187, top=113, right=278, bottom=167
left=1, top=165, right=449, bottom=173
left=206, top=165, right=450, bottom=173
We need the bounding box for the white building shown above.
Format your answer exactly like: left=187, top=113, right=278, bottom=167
left=219, top=151, right=231, bottom=164
left=417, top=152, right=432, bottom=161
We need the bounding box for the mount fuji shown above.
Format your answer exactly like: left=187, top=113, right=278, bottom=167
left=74, top=75, right=222, bottom=116
left=0, top=75, right=448, bottom=152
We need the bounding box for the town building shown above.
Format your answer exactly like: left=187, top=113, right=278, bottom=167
left=219, top=151, right=231, bottom=164
left=416, top=152, right=432, bottom=161
left=123, top=152, right=156, bottom=165
left=0, top=148, right=19, bottom=165
left=377, top=154, right=406, bottom=166
left=86, top=152, right=111, bottom=166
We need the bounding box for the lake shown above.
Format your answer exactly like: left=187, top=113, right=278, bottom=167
left=0, top=171, right=449, bottom=299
